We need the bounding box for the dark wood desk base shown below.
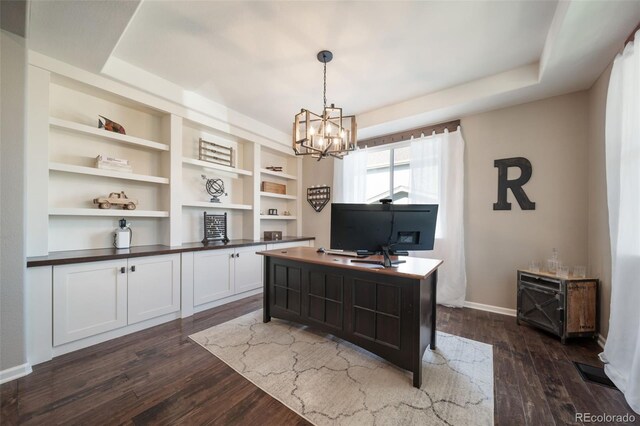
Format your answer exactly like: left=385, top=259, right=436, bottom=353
left=262, top=255, right=438, bottom=388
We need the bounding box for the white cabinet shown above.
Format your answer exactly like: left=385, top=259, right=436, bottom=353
left=128, top=254, right=180, bottom=325
left=193, top=248, right=234, bottom=306
left=234, top=245, right=264, bottom=293
left=53, top=259, right=127, bottom=346
left=53, top=254, right=180, bottom=345
left=266, top=240, right=313, bottom=250
left=192, top=245, right=266, bottom=307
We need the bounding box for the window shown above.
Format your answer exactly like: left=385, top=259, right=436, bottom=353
left=365, top=144, right=411, bottom=204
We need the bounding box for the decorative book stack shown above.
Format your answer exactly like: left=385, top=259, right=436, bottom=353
left=95, top=155, right=132, bottom=173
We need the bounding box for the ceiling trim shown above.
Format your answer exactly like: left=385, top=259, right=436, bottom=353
left=104, top=1, right=143, bottom=70
left=357, top=63, right=539, bottom=140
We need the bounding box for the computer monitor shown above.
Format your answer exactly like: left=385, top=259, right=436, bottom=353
left=330, top=202, right=438, bottom=267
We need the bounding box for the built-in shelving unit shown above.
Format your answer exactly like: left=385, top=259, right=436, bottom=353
left=259, top=146, right=302, bottom=238
left=260, top=215, right=298, bottom=220
left=259, top=191, right=297, bottom=200
left=49, top=162, right=169, bottom=184
left=260, top=168, right=297, bottom=180
left=49, top=117, right=169, bottom=151
left=49, top=208, right=169, bottom=218
left=182, top=201, right=252, bottom=210
left=27, top=57, right=303, bottom=255
left=182, top=157, right=253, bottom=177
left=24, top=53, right=312, bottom=372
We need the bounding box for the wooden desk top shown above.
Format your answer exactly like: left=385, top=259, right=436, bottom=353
left=257, top=246, right=443, bottom=280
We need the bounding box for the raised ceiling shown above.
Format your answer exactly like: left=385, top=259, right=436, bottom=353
left=28, top=0, right=640, bottom=142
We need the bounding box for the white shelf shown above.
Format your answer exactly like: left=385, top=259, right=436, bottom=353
left=260, top=168, right=298, bottom=180
left=260, top=191, right=297, bottom=200
left=182, top=157, right=253, bottom=177
left=260, top=215, right=297, bottom=220
left=49, top=162, right=169, bottom=185
left=49, top=117, right=169, bottom=151
left=49, top=208, right=169, bottom=218
left=182, top=201, right=252, bottom=210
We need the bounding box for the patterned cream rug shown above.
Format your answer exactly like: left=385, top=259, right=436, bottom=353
left=190, top=310, right=493, bottom=425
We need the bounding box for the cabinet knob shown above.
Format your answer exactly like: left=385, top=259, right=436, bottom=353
left=131, top=265, right=136, bottom=272
left=230, top=253, right=235, bottom=258
left=120, top=267, right=126, bottom=274
left=236, top=253, right=240, bottom=258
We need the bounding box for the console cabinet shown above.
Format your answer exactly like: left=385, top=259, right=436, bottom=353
left=234, top=245, right=266, bottom=293
left=53, top=254, right=180, bottom=345
left=193, top=245, right=266, bottom=307
left=53, top=259, right=127, bottom=346
left=29, top=238, right=314, bottom=365
left=127, top=254, right=181, bottom=325
left=517, top=269, right=598, bottom=344
left=193, top=249, right=234, bottom=305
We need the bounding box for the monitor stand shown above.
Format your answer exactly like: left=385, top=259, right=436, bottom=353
left=351, top=246, right=406, bottom=268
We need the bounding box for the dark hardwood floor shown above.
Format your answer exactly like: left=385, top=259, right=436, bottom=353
left=1, top=295, right=637, bottom=425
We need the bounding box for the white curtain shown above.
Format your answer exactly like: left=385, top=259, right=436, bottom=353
left=601, top=33, right=640, bottom=414
left=332, top=148, right=368, bottom=203
left=409, top=129, right=467, bottom=307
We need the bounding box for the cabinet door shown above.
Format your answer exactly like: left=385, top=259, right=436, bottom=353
left=53, top=260, right=127, bottom=346
left=235, top=245, right=266, bottom=293
left=193, top=249, right=234, bottom=306
left=128, top=254, right=180, bottom=325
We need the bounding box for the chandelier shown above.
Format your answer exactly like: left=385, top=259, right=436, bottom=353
left=292, top=50, right=357, bottom=160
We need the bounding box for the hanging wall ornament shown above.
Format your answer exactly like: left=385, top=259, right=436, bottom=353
left=307, top=185, right=330, bottom=212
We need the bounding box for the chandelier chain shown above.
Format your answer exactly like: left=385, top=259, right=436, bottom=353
left=323, top=60, right=327, bottom=111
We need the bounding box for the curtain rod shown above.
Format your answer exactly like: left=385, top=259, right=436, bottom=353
left=357, top=119, right=460, bottom=149
left=625, top=22, right=640, bottom=45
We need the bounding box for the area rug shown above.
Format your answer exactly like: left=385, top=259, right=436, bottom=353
left=190, top=310, right=493, bottom=425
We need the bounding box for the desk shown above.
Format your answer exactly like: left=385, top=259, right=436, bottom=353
left=258, top=246, right=442, bottom=388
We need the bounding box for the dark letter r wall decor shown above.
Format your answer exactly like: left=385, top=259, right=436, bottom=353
left=493, top=157, right=536, bottom=210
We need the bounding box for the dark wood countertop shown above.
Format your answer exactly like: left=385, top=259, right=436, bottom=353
left=27, top=237, right=315, bottom=267
left=257, top=246, right=442, bottom=280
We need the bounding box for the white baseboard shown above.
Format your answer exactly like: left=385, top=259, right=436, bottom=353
left=597, top=334, right=606, bottom=349
left=0, top=362, right=32, bottom=384
left=463, top=301, right=517, bottom=317
left=193, top=288, right=262, bottom=314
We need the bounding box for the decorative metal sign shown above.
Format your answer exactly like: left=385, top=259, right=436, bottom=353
left=199, top=138, right=233, bottom=167
left=202, top=211, right=229, bottom=244
left=493, top=157, right=536, bottom=210
left=307, top=185, right=331, bottom=212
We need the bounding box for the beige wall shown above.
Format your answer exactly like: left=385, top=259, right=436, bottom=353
left=301, top=91, right=596, bottom=313
left=462, top=92, right=590, bottom=309
left=587, top=64, right=613, bottom=338
left=301, top=156, right=334, bottom=249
